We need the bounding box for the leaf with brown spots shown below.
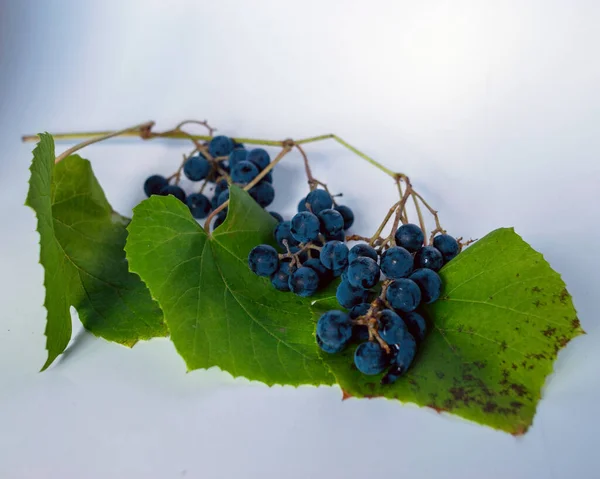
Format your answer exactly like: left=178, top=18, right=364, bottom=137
left=313, top=228, right=584, bottom=434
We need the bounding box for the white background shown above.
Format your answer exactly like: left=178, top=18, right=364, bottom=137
left=1, top=1, right=599, bottom=478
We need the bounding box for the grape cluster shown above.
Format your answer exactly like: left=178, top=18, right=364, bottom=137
left=143, top=135, right=281, bottom=228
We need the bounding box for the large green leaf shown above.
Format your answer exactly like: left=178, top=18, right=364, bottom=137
left=314, top=228, right=584, bottom=434
left=26, top=134, right=167, bottom=370
left=125, top=186, right=335, bottom=386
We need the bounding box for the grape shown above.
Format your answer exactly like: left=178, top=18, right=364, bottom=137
left=409, top=268, right=442, bottom=304
left=297, top=197, right=308, bottom=212
left=144, top=175, right=168, bottom=197
left=348, top=244, right=378, bottom=264
left=354, top=342, right=388, bottom=375
left=335, top=205, right=354, bottom=230
left=274, top=221, right=300, bottom=252
left=233, top=141, right=245, bottom=149
left=160, top=185, right=186, bottom=202
left=249, top=181, right=275, bottom=207
left=347, top=257, right=380, bottom=289
left=414, top=246, right=443, bottom=271
left=380, top=246, right=413, bottom=279
left=208, top=135, right=234, bottom=157
left=433, top=234, right=460, bottom=263
left=403, top=311, right=427, bottom=343
left=269, top=211, right=284, bottom=223
left=382, top=333, right=417, bottom=384
left=305, top=189, right=333, bottom=214
left=336, top=279, right=370, bottom=308
left=326, top=230, right=346, bottom=241
left=316, top=310, right=352, bottom=353
left=317, top=334, right=346, bottom=353
left=290, top=211, right=321, bottom=243
left=212, top=211, right=227, bottom=231
left=271, top=261, right=293, bottom=291
left=378, top=309, right=408, bottom=345
left=247, top=148, right=270, bottom=171
left=385, top=278, right=421, bottom=312
left=186, top=193, right=212, bottom=219
left=248, top=245, right=280, bottom=277
left=216, top=189, right=230, bottom=207
left=349, top=303, right=371, bottom=319
left=183, top=155, right=211, bottom=181
left=231, top=160, right=259, bottom=184
left=303, top=258, right=333, bottom=286
left=261, top=171, right=273, bottom=184
left=211, top=194, right=220, bottom=211
left=214, top=179, right=229, bottom=198
left=288, top=266, right=319, bottom=297
left=394, top=223, right=424, bottom=252
left=318, top=209, right=344, bottom=235
left=332, top=266, right=346, bottom=277
left=228, top=148, right=248, bottom=169
left=320, top=240, right=349, bottom=270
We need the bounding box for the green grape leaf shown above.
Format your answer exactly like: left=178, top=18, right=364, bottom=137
left=314, top=228, right=584, bottom=434
left=125, top=186, right=335, bottom=386
left=26, top=134, right=167, bottom=370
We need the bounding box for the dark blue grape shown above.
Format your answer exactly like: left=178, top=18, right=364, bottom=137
left=380, top=246, right=413, bottom=279
left=385, top=279, right=421, bottom=312
left=211, top=194, right=220, bottom=211
left=233, top=141, right=245, bottom=149
left=336, top=280, right=370, bottom=309
left=297, top=197, right=308, bottom=212
left=214, top=179, right=229, bottom=197
left=318, top=209, right=344, bottom=236
left=403, top=311, right=427, bottom=343
left=248, top=245, right=280, bottom=277
left=183, top=155, right=211, bottom=181
left=335, top=205, right=354, bottom=230
left=409, top=268, right=442, bottom=304
left=354, top=342, right=388, bottom=375
left=347, top=257, right=380, bottom=289
left=228, top=148, right=248, bottom=169
left=144, top=175, right=168, bottom=197
left=433, top=234, right=460, bottom=263
left=231, top=160, right=259, bottom=184
left=316, top=310, right=352, bottom=353
left=271, top=261, right=293, bottom=291
left=208, top=135, right=234, bottom=157
left=160, top=185, right=186, bottom=202
left=290, top=211, right=320, bottom=243
left=414, top=246, right=443, bottom=271
left=303, top=258, right=333, bottom=286
left=262, top=171, right=273, bottom=183
left=395, top=223, right=424, bottom=252
left=216, top=189, right=230, bottom=207
left=269, top=212, right=284, bottom=223
left=332, top=266, right=346, bottom=277
left=186, top=193, right=212, bottom=219
left=305, top=189, right=333, bottom=214
left=382, top=333, right=417, bottom=384
left=288, top=267, right=319, bottom=297
left=249, top=181, right=275, bottom=207
left=348, top=244, right=378, bottom=264
left=274, top=221, right=300, bottom=252
left=247, top=148, right=270, bottom=171
left=350, top=303, right=371, bottom=319
left=320, top=241, right=349, bottom=270
left=212, top=211, right=227, bottom=231
left=378, top=309, right=408, bottom=345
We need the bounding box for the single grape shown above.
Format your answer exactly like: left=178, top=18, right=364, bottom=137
left=414, top=246, right=443, bottom=271
left=228, top=148, right=248, bottom=169
left=231, top=160, right=259, bottom=184
left=381, top=333, right=417, bottom=384
left=247, top=148, right=270, bottom=171
left=385, top=278, right=421, bottom=312
left=160, top=185, right=186, bottom=202
left=378, top=309, right=408, bottom=345
left=297, top=197, right=308, bottom=212
left=212, top=211, right=227, bottom=231
left=349, top=303, right=371, bottom=319
left=288, top=266, right=319, bottom=297
left=348, top=243, right=378, bottom=264
left=335, top=205, right=354, bottom=230
left=249, top=181, right=275, bottom=207
left=318, top=209, right=344, bottom=236
left=274, top=221, right=300, bottom=252
left=433, top=234, right=460, bottom=263
left=214, top=179, right=229, bottom=198
left=347, top=257, right=380, bottom=289
left=403, top=311, right=427, bottom=343
left=336, top=279, right=370, bottom=309
left=409, top=268, right=442, bottom=304
left=320, top=241, right=349, bottom=270
left=186, top=193, right=212, bottom=219
left=354, top=342, right=388, bottom=375
left=271, top=261, right=293, bottom=291
left=144, top=175, right=168, bottom=197
left=380, top=246, right=413, bottom=279
left=305, top=189, right=333, bottom=214
left=183, top=155, right=211, bottom=181
left=211, top=194, right=220, bottom=211
left=290, top=211, right=321, bottom=243
left=216, top=189, right=230, bottom=207
left=303, top=258, right=333, bottom=286
left=208, top=135, right=234, bottom=157
left=316, top=310, right=352, bottom=353
left=269, top=211, right=284, bottom=223
left=262, top=170, right=273, bottom=183
left=394, top=223, right=424, bottom=252
left=248, top=245, right=280, bottom=277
